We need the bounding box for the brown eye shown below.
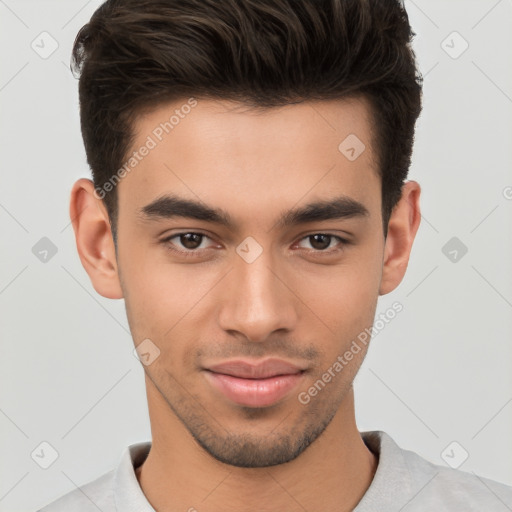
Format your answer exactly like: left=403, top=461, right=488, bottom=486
left=179, top=233, right=203, bottom=249
left=161, top=232, right=215, bottom=255
left=308, top=234, right=332, bottom=250
left=297, top=233, right=346, bottom=252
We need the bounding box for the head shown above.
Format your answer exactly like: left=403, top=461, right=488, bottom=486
left=70, top=0, right=422, bottom=467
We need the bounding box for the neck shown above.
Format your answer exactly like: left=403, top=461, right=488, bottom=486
left=136, top=380, right=378, bottom=512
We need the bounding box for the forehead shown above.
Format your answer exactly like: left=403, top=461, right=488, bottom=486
left=117, top=97, right=380, bottom=224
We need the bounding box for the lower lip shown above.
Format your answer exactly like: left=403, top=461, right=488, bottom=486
left=204, top=371, right=304, bottom=408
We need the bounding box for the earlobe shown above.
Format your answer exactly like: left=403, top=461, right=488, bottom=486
left=69, top=178, right=124, bottom=299
left=379, top=181, right=421, bottom=296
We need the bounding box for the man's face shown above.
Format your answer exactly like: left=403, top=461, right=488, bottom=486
left=116, top=97, right=385, bottom=467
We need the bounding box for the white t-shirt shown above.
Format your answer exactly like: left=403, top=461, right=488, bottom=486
left=36, top=430, right=512, bottom=511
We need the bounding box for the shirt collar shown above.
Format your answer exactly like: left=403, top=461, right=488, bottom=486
left=354, top=430, right=414, bottom=510
left=112, top=431, right=416, bottom=511
left=114, top=441, right=155, bottom=512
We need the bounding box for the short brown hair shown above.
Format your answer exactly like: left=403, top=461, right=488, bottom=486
left=71, top=0, right=422, bottom=245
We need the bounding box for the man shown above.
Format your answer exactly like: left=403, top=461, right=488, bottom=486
left=38, top=0, right=512, bottom=510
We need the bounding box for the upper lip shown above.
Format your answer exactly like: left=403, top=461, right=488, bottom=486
left=206, top=358, right=305, bottom=379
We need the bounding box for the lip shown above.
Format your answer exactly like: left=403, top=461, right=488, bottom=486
left=203, top=358, right=306, bottom=407
left=207, top=359, right=304, bottom=379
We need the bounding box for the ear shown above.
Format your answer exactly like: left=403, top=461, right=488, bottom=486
left=379, top=180, right=421, bottom=295
left=69, top=178, right=123, bottom=299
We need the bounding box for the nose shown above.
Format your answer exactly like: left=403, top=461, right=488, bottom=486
left=217, top=247, right=298, bottom=343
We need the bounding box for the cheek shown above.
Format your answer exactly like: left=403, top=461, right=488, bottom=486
left=120, top=251, right=223, bottom=364
left=297, top=269, right=378, bottom=395
left=297, top=256, right=381, bottom=334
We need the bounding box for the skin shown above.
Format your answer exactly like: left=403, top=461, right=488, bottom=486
left=70, top=97, right=421, bottom=512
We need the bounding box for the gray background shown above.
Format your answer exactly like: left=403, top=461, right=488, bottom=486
left=1, top=1, right=511, bottom=511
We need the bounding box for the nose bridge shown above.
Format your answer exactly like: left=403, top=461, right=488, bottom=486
left=218, top=244, right=296, bottom=342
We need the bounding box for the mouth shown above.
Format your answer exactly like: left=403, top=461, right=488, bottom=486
left=202, top=358, right=306, bottom=408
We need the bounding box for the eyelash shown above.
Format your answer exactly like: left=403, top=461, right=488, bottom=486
left=160, top=232, right=350, bottom=258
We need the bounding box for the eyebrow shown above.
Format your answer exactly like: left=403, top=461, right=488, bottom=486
left=138, top=193, right=369, bottom=230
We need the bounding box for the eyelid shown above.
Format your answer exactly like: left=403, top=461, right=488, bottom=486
left=161, top=231, right=219, bottom=249
left=292, top=233, right=349, bottom=253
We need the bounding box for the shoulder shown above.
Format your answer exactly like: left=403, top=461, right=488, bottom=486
left=359, top=431, right=512, bottom=511
left=398, top=439, right=512, bottom=510
left=34, top=441, right=152, bottom=512
left=35, top=469, right=115, bottom=512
